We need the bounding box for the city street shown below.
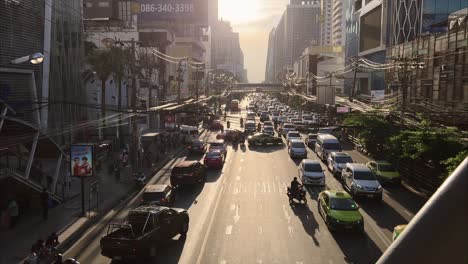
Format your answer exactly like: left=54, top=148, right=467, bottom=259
left=64, top=101, right=425, bottom=264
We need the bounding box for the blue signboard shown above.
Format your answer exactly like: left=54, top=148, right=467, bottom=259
left=136, top=0, right=208, bottom=24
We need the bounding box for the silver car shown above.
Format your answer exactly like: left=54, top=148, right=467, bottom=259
left=298, top=159, right=325, bottom=186
left=341, top=163, right=383, bottom=200
left=327, top=152, right=354, bottom=176
left=288, top=139, right=308, bottom=158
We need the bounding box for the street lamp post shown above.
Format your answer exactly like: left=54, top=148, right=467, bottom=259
left=10, top=52, right=45, bottom=65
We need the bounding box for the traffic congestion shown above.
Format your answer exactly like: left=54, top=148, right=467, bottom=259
left=57, top=93, right=427, bottom=264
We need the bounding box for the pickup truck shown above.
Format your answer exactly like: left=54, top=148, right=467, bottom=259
left=100, top=205, right=189, bottom=261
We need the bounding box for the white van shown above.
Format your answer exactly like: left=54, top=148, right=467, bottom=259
left=315, top=134, right=342, bottom=161
left=180, top=125, right=200, bottom=143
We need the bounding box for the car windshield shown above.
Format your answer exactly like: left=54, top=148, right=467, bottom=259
left=330, top=198, right=358, bottom=211
left=283, top=124, right=294, bottom=129
left=379, top=164, right=396, bottom=171
left=291, top=142, right=305, bottom=148
left=335, top=156, right=353, bottom=163
left=304, top=163, right=322, bottom=172
left=319, top=129, right=332, bottom=134
left=264, top=127, right=273, bottom=131
left=354, top=171, right=376, bottom=181
left=172, top=167, right=191, bottom=174
left=288, top=133, right=300, bottom=137
left=308, top=134, right=317, bottom=139
left=246, top=123, right=256, bottom=128
left=323, top=143, right=341, bottom=150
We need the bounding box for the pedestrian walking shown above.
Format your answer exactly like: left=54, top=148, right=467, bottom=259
left=8, top=196, right=19, bottom=228
left=114, top=162, right=121, bottom=182
left=40, top=188, right=49, bottom=220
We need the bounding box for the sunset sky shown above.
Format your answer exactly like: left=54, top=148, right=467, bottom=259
left=219, top=0, right=289, bottom=83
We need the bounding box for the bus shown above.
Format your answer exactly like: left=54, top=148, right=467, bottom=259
left=230, top=99, right=240, bottom=111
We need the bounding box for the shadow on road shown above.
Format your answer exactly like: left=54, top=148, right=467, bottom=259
left=305, top=185, right=326, bottom=200
left=291, top=205, right=320, bottom=246
left=332, top=231, right=382, bottom=264
left=383, top=186, right=425, bottom=215
left=359, top=199, right=408, bottom=232
left=174, top=184, right=205, bottom=210
left=248, top=144, right=285, bottom=152
left=205, top=168, right=223, bottom=183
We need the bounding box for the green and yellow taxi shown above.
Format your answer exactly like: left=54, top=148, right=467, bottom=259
left=366, top=161, right=401, bottom=185
left=318, top=190, right=364, bottom=232
left=392, top=224, right=407, bottom=241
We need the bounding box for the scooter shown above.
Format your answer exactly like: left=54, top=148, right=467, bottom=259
left=286, top=186, right=307, bottom=205
left=133, top=172, right=147, bottom=187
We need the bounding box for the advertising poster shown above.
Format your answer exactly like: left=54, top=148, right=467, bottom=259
left=70, top=145, right=94, bottom=177
left=371, top=90, right=385, bottom=103
left=164, top=114, right=176, bottom=129
left=135, top=0, right=208, bottom=24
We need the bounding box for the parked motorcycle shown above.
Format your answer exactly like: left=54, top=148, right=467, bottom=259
left=133, top=171, right=147, bottom=187
left=286, top=186, right=307, bottom=205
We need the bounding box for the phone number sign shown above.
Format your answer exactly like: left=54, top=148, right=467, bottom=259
left=135, top=0, right=208, bottom=24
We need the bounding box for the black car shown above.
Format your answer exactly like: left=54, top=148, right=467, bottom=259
left=141, top=184, right=176, bottom=206
left=170, top=161, right=207, bottom=187
left=305, top=133, right=318, bottom=148
left=187, top=139, right=206, bottom=154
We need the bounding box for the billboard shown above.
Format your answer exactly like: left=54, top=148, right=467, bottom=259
left=70, top=145, right=94, bottom=177
left=337, top=106, right=350, bottom=113
left=164, top=114, right=176, bottom=129
left=360, top=5, right=382, bottom=53
left=371, top=90, right=385, bottom=103
left=135, top=0, right=208, bottom=24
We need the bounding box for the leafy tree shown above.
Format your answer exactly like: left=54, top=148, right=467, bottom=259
left=343, top=114, right=396, bottom=155
left=387, top=125, right=465, bottom=168
left=441, top=150, right=468, bottom=178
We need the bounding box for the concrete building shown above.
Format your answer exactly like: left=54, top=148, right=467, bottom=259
left=211, top=20, right=245, bottom=82
left=265, top=28, right=277, bottom=82
left=386, top=9, right=468, bottom=127
left=332, top=0, right=347, bottom=45
left=268, top=0, right=322, bottom=80
left=321, top=0, right=334, bottom=46
left=344, top=0, right=392, bottom=95
left=0, top=0, right=84, bottom=203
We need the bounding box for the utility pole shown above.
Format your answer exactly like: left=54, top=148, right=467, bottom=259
left=177, top=58, right=186, bottom=104
left=351, top=59, right=358, bottom=102
left=130, top=38, right=139, bottom=173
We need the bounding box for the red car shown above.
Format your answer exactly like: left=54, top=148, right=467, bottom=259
left=204, top=150, right=225, bottom=168
left=210, top=120, right=224, bottom=130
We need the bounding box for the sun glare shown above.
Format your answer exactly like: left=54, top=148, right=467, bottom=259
left=219, top=0, right=261, bottom=25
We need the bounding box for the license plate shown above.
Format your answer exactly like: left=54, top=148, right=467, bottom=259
left=367, top=194, right=374, bottom=198
left=113, top=256, right=122, bottom=260
left=345, top=225, right=352, bottom=229
left=178, top=175, right=184, bottom=179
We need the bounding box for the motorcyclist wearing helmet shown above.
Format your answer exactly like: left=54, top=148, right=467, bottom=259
left=240, top=117, right=244, bottom=127
left=290, top=177, right=301, bottom=199
left=227, top=120, right=231, bottom=129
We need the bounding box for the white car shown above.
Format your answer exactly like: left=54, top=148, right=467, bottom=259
left=281, top=123, right=295, bottom=135
left=298, top=159, right=326, bottom=186
left=286, top=131, right=301, bottom=143
left=327, top=152, right=354, bottom=176
left=209, top=140, right=227, bottom=155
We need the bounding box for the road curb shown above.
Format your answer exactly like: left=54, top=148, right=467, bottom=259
left=401, top=180, right=430, bottom=200
left=29, top=146, right=187, bottom=264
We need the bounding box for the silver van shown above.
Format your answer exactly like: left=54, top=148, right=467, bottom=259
left=315, top=134, right=342, bottom=161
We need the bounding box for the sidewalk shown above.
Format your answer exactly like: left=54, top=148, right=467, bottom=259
left=0, top=142, right=187, bottom=264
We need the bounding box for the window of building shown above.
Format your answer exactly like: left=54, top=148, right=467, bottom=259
left=98, top=1, right=109, bottom=7
left=365, top=0, right=373, bottom=4
left=85, top=2, right=93, bottom=8
left=354, top=0, right=362, bottom=11
left=118, top=1, right=132, bottom=22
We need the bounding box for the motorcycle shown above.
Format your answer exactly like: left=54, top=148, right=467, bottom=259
left=133, top=172, right=147, bottom=187
left=286, top=186, right=307, bottom=205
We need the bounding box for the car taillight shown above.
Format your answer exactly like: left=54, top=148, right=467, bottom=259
left=140, top=198, right=144, bottom=202
left=188, top=146, right=192, bottom=149
left=160, top=198, right=166, bottom=202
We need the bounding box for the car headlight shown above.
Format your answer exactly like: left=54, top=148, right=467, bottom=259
left=355, top=184, right=363, bottom=189
left=377, top=185, right=382, bottom=191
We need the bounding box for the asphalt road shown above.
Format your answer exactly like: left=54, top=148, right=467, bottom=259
left=64, top=98, right=425, bottom=264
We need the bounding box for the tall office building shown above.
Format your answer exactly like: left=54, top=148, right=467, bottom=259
left=332, top=0, right=346, bottom=45
left=265, top=28, right=276, bottom=82
left=269, top=0, right=321, bottom=77
left=391, top=0, right=466, bottom=45
left=321, top=0, right=333, bottom=45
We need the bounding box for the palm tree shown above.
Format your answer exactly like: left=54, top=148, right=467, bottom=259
left=87, top=49, right=113, bottom=139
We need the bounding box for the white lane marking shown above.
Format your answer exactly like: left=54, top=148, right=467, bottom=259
left=263, top=181, right=266, bottom=193
left=278, top=182, right=283, bottom=193
left=220, top=260, right=226, bottom=264
left=267, top=182, right=271, bottom=193
left=238, top=167, right=242, bottom=172
left=288, top=226, right=294, bottom=236
left=240, top=158, right=245, bottom=162
left=225, top=225, right=233, bottom=235
left=282, top=205, right=291, bottom=223
left=234, top=205, right=240, bottom=223
left=257, top=260, right=263, bottom=264
left=236, top=176, right=241, bottom=181
left=230, top=204, right=236, bottom=211
left=258, top=226, right=263, bottom=234
left=360, top=210, right=392, bottom=247
left=296, top=262, right=304, bottom=264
